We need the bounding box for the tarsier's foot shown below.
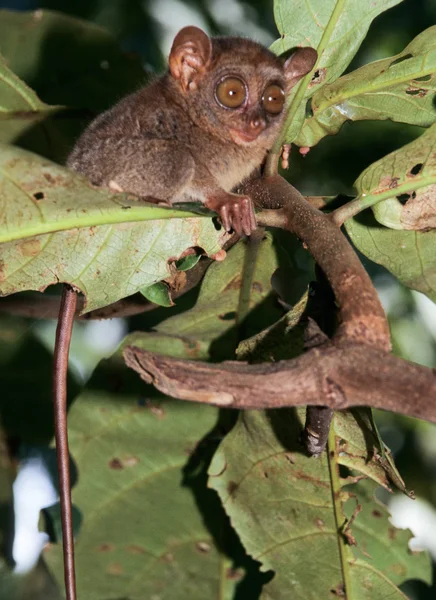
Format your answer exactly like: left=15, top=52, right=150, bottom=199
left=206, top=194, right=257, bottom=236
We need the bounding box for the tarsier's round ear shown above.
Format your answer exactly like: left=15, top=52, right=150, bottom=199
left=283, top=47, right=318, bottom=90
left=169, top=26, right=213, bottom=92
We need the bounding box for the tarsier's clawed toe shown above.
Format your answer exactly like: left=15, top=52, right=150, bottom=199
left=218, top=196, right=257, bottom=236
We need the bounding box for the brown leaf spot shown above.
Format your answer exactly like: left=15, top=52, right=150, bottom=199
left=294, top=469, right=330, bottom=488
left=330, top=583, right=346, bottom=596
left=314, top=518, right=325, bottom=530
left=126, top=544, right=146, bottom=555
left=161, top=552, right=174, bottom=563
left=252, top=281, right=263, bottom=293
left=372, top=509, right=382, bottom=518
left=224, top=275, right=242, bottom=291
left=108, top=458, right=123, bottom=470
left=148, top=403, right=166, bottom=419
left=196, top=541, right=211, bottom=553
left=227, top=481, right=239, bottom=495
left=378, top=176, right=399, bottom=191
left=43, top=173, right=55, bottom=184
left=20, top=239, right=41, bottom=257
left=33, top=191, right=44, bottom=201
left=389, top=563, right=407, bottom=576
left=107, top=562, right=124, bottom=575
left=0, top=260, right=5, bottom=282
left=97, top=543, right=115, bottom=553
left=388, top=527, right=397, bottom=540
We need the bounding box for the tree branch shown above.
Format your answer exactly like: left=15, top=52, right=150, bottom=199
left=124, top=341, right=436, bottom=422
left=124, top=175, right=432, bottom=426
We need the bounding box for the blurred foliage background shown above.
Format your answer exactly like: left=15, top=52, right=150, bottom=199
left=0, top=0, right=435, bottom=598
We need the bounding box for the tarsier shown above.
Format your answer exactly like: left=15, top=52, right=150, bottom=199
left=68, top=26, right=317, bottom=235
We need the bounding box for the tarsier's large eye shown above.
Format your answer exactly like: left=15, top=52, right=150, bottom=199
left=262, top=84, right=285, bottom=114
left=215, top=77, right=247, bottom=109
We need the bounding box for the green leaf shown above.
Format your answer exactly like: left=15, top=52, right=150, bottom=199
left=44, top=342, right=243, bottom=600
left=346, top=211, right=436, bottom=301
left=140, top=281, right=173, bottom=307
left=297, top=26, right=436, bottom=147
left=0, top=52, right=62, bottom=146
left=0, top=144, right=226, bottom=313
left=270, top=0, right=404, bottom=143
left=208, top=410, right=431, bottom=599
left=176, top=254, right=201, bottom=271
left=0, top=9, right=145, bottom=112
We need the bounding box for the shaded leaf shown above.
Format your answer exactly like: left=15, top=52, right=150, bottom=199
left=208, top=410, right=431, bottom=599
left=0, top=315, right=79, bottom=444
left=346, top=211, right=436, bottom=301
left=236, top=292, right=308, bottom=362
left=297, top=26, right=436, bottom=147
left=0, top=144, right=226, bottom=313
left=270, top=0, right=404, bottom=142
left=0, top=52, right=64, bottom=150
left=131, top=232, right=290, bottom=363
left=0, top=9, right=145, bottom=112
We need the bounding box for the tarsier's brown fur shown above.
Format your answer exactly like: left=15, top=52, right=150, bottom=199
left=68, top=26, right=317, bottom=235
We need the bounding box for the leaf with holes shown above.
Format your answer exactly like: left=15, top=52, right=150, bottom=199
left=44, top=339, right=247, bottom=600
left=297, top=26, right=436, bottom=147
left=270, top=0, right=404, bottom=143
left=344, top=125, right=436, bottom=300
left=358, top=124, right=436, bottom=231
left=208, top=410, right=431, bottom=599
left=0, top=144, right=227, bottom=313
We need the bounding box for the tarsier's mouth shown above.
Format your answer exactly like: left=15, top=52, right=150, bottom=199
left=229, top=127, right=262, bottom=144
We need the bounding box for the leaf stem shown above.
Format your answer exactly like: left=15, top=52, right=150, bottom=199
left=327, top=420, right=353, bottom=598
left=331, top=174, right=436, bottom=226
left=266, top=0, right=347, bottom=175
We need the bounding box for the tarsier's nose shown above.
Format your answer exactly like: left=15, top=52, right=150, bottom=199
left=249, top=116, right=266, bottom=134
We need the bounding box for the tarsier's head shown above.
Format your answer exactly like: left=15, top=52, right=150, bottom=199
left=169, top=26, right=317, bottom=148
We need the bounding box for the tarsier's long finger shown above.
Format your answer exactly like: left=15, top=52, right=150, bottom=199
left=219, top=204, right=232, bottom=232
left=241, top=197, right=256, bottom=236
left=230, top=202, right=242, bottom=236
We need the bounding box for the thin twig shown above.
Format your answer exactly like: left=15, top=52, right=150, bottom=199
left=53, top=284, right=77, bottom=600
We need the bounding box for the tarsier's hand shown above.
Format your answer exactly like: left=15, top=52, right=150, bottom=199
left=205, top=193, right=257, bottom=236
